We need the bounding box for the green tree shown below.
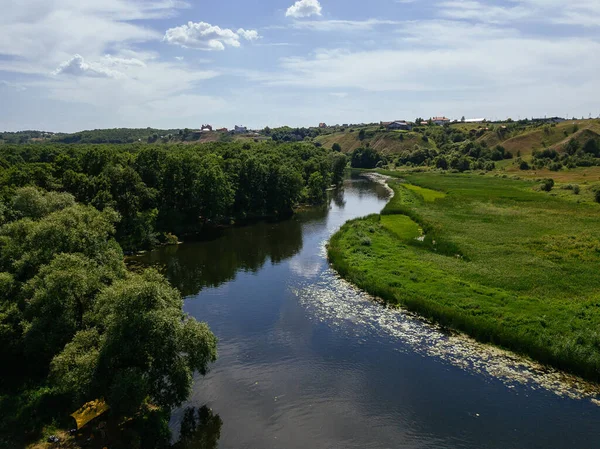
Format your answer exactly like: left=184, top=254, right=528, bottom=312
left=92, top=270, right=216, bottom=415
left=330, top=153, right=347, bottom=185
left=23, top=254, right=114, bottom=365
left=358, top=129, right=366, bottom=141
left=11, top=187, right=75, bottom=220
left=307, top=172, right=327, bottom=204
left=332, top=143, right=342, bottom=152
left=0, top=204, right=124, bottom=282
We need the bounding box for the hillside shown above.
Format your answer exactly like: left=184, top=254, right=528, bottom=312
left=477, top=120, right=600, bottom=158
left=315, top=128, right=437, bottom=155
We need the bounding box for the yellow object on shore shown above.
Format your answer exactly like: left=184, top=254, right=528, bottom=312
left=70, top=399, right=110, bottom=429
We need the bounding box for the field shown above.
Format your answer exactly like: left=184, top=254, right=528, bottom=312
left=328, top=173, right=600, bottom=380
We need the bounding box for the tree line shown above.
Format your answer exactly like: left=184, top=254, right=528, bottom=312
left=0, top=141, right=347, bottom=251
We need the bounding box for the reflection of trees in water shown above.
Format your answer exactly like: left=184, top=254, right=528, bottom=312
left=132, top=218, right=304, bottom=297
left=330, top=188, right=346, bottom=209
left=173, top=406, right=222, bottom=449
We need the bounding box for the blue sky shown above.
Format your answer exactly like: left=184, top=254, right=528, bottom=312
left=1, top=0, right=600, bottom=132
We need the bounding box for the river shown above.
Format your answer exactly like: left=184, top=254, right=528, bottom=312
left=134, top=173, right=600, bottom=449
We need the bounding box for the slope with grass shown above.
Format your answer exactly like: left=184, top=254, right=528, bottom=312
left=315, top=129, right=437, bottom=155
left=478, top=120, right=600, bottom=158
left=328, top=173, right=600, bottom=381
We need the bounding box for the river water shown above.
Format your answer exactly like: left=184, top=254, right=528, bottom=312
left=134, top=174, right=600, bottom=449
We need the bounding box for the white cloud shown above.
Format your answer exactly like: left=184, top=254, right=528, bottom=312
left=52, top=54, right=124, bottom=78
left=437, top=0, right=600, bottom=27
left=175, top=56, right=184, bottom=61
left=291, top=19, right=399, bottom=31
left=163, top=22, right=259, bottom=50
left=237, top=28, right=260, bottom=41
left=286, top=0, right=322, bottom=18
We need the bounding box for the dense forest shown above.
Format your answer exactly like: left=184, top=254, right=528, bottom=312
left=0, top=141, right=346, bottom=447
left=0, top=142, right=347, bottom=251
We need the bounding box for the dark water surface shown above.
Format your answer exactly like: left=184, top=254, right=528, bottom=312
left=135, top=175, right=600, bottom=449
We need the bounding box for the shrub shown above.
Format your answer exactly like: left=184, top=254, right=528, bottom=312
left=549, top=162, right=563, bottom=171
left=360, top=237, right=372, bottom=246
left=519, top=160, right=530, bottom=170
left=573, top=185, right=580, bottom=195
left=332, top=143, right=342, bottom=152
left=595, top=188, right=600, bottom=204
left=165, top=233, right=179, bottom=245
left=539, top=178, right=555, bottom=192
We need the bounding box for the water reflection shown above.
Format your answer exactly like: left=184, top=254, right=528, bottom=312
left=173, top=406, right=222, bottom=449
left=131, top=216, right=307, bottom=297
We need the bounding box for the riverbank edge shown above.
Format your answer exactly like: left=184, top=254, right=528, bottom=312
left=326, top=172, right=600, bottom=383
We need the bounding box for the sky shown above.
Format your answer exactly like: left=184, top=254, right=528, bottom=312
left=1, top=0, right=600, bottom=132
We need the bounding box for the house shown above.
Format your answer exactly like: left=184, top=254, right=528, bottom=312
left=319, top=123, right=327, bottom=128
left=201, top=124, right=213, bottom=132
left=432, top=116, right=450, bottom=126
left=234, top=125, right=247, bottom=134
left=216, top=127, right=228, bottom=132
left=386, top=121, right=412, bottom=131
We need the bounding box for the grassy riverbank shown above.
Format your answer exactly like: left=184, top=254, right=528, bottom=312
left=328, top=173, right=600, bottom=381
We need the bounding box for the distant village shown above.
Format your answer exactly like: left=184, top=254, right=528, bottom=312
left=191, top=115, right=572, bottom=136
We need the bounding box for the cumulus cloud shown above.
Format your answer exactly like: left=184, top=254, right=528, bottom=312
left=52, top=54, right=124, bottom=78
left=163, top=22, right=259, bottom=50
left=237, top=28, right=260, bottom=41
left=286, top=0, right=322, bottom=18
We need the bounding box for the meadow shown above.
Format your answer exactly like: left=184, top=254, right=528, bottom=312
left=328, top=173, right=600, bottom=380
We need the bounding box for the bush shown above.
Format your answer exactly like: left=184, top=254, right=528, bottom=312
left=519, top=160, right=530, bottom=170
left=539, top=178, right=555, bottom=192
left=595, top=188, right=600, bottom=204
left=332, top=143, right=342, bottom=152
left=360, top=237, right=372, bottom=246
left=573, top=185, right=580, bottom=195
left=165, top=233, right=179, bottom=245
left=549, top=162, right=563, bottom=171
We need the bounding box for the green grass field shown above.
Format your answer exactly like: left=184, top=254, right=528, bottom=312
left=328, top=173, right=600, bottom=381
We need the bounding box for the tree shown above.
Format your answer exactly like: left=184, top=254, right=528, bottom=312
left=330, top=153, right=347, bottom=185
left=350, top=147, right=381, bottom=169
left=307, top=172, right=327, bottom=204
left=53, top=270, right=218, bottom=416
left=0, top=204, right=124, bottom=282
left=358, top=129, right=366, bottom=141
left=11, top=187, right=75, bottom=220
left=461, top=116, right=466, bottom=122
left=332, top=143, right=342, bottom=152
left=194, top=155, right=233, bottom=223
left=23, top=254, right=113, bottom=365
left=436, top=156, right=448, bottom=170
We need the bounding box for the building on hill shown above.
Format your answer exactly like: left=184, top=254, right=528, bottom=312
left=234, top=125, right=247, bottom=134
left=216, top=127, right=228, bottom=132
left=319, top=122, right=327, bottom=128
left=385, top=121, right=412, bottom=131
left=201, top=124, right=213, bottom=132
left=432, top=116, right=450, bottom=126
